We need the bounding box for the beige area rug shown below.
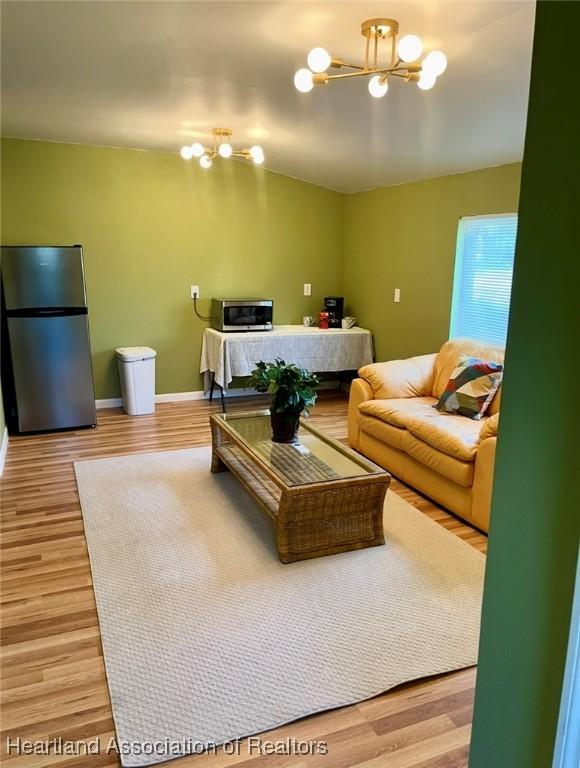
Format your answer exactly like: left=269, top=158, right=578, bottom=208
left=74, top=446, right=485, bottom=767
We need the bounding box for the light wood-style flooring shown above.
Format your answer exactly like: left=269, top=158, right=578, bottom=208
left=1, top=392, right=487, bottom=768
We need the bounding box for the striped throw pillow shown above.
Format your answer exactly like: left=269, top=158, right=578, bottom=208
left=435, top=356, right=503, bottom=420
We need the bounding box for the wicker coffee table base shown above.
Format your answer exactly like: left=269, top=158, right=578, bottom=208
left=210, top=418, right=390, bottom=563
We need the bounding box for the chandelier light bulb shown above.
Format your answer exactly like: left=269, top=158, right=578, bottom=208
left=398, top=34, right=423, bottom=62
left=294, top=68, right=314, bottom=93
left=191, top=142, right=205, bottom=158
left=180, top=145, right=194, bottom=160
left=249, top=145, right=264, bottom=164
left=422, top=50, right=447, bottom=77
left=368, top=75, right=389, bottom=98
left=307, top=47, right=331, bottom=73
left=218, top=142, right=233, bottom=159
left=417, top=70, right=437, bottom=90
left=199, top=154, right=213, bottom=169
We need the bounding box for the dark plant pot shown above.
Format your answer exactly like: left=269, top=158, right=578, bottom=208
left=270, top=412, right=300, bottom=444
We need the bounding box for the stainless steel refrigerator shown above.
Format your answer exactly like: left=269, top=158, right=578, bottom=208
left=1, top=246, right=96, bottom=433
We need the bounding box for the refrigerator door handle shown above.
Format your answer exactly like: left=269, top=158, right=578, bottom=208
left=6, top=307, right=89, bottom=318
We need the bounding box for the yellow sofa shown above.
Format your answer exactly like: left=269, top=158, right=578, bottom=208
left=348, top=339, right=504, bottom=533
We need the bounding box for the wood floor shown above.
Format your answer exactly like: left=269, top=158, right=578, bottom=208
left=1, top=392, right=487, bottom=768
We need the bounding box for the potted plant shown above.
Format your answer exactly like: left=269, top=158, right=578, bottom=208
left=249, top=359, right=319, bottom=443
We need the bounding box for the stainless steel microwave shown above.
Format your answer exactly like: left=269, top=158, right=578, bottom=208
left=210, top=299, right=273, bottom=332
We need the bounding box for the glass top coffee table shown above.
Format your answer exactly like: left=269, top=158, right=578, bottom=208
left=210, top=410, right=391, bottom=563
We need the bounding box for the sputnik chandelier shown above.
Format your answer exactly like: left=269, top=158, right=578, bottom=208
left=294, top=18, right=447, bottom=98
left=180, top=128, right=264, bottom=168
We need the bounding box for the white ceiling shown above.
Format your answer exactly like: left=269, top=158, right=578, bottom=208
left=1, top=0, right=535, bottom=193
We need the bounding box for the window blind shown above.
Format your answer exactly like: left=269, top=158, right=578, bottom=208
left=450, top=214, right=518, bottom=346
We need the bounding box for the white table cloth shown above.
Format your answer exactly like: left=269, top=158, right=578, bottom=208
left=200, top=325, right=374, bottom=390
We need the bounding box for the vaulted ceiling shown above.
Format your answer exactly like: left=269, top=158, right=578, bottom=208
left=1, top=1, right=535, bottom=192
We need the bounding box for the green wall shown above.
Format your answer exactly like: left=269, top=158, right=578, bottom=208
left=469, top=2, right=579, bottom=766
left=343, top=164, right=521, bottom=362
left=1, top=139, right=522, bottom=401
left=0, top=138, right=343, bottom=398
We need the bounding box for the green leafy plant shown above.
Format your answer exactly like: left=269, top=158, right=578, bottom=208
left=249, top=359, right=319, bottom=418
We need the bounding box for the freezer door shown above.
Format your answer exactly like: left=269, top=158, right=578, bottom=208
left=7, top=315, right=96, bottom=432
left=1, top=246, right=87, bottom=310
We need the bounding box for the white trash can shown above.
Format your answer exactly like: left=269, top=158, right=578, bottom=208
left=116, top=347, right=157, bottom=416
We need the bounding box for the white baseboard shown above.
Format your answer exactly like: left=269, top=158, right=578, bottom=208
left=95, top=397, right=123, bottom=409
left=95, top=381, right=340, bottom=410
left=0, top=427, right=8, bottom=477
left=95, top=387, right=261, bottom=410
left=155, top=387, right=261, bottom=403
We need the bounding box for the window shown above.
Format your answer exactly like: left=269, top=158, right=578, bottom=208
left=450, top=214, right=518, bottom=346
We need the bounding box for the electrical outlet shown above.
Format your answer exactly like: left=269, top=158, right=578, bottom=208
left=304, top=283, right=312, bottom=296
left=190, top=285, right=200, bottom=299
left=394, top=288, right=401, bottom=303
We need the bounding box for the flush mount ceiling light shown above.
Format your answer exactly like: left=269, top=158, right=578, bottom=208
left=294, top=18, right=447, bottom=98
left=180, top=128, right=264, bottom=168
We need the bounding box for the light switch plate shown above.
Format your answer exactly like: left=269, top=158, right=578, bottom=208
left=304, top=283, right=312, bottom=296
left=190, top=285, right=200, bottom=299
left=394, top=288, right=401, bottom=303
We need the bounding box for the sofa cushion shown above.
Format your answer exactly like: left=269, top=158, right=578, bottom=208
left=357, top=411, right=475, bottom=486
left=480, top=412, right=500, bottom=441
left=358, top=413, right=408, bottom=452
left=403, top=433, right=475, bottom=487
left=433, top=338, right=505, bottom=400
left=358, top=353, right=437, bottom=399
left=359, top=397, right=438, bottom=429
left=435, top=356, right=503, bottom=420
left=404, top=415, right=482, bottom=463
left=358, top=397, right=485, bottom=462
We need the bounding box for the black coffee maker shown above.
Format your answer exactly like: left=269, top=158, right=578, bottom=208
left=324, top=296, right=344, bottom=329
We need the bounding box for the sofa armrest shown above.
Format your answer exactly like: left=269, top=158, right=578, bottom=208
left=472, top=436, right=497, bottom=533
left=348, top=377, right=373, bottom=451
left=358, top=353, right=437, bottom=400
left=480, top=412, right=500, bottom=441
